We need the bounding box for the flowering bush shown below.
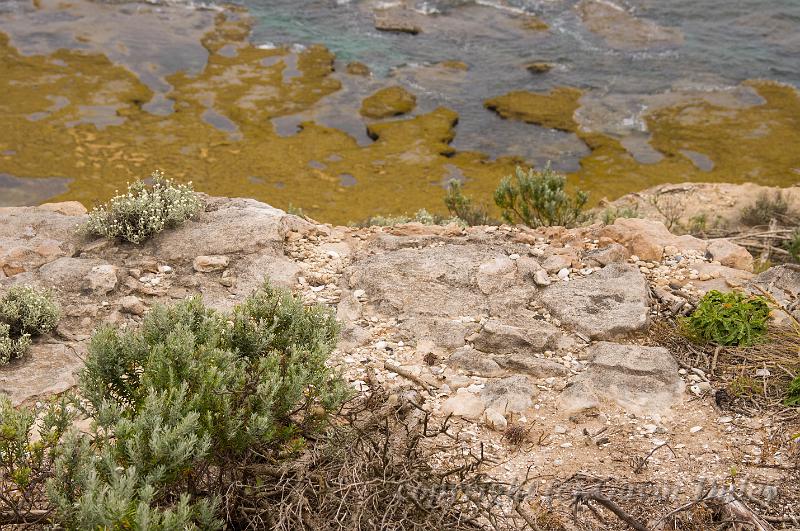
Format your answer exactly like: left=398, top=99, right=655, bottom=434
left=0, top=285, right=59, bottom=364
left=84, top=170, right=202, bottom=244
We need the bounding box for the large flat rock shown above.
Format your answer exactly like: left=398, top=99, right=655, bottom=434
left=559, top=342, right=684, bottom=415
left=539, top=263, right=650, bottom=340
left=0, top=343, right=84, bottom=406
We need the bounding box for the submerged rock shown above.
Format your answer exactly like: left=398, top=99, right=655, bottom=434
left=525, top=62, right=554, bottom=74
left=576, top=0, right=684, bottom=50
left=373, top=10, right=421, bottom=35
left=345, top=61, right=371, bottom=76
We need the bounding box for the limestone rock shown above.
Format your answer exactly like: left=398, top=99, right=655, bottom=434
left=493, top=354, right=570, bottom=378
left=86, top=264, right=118, bottom=294
left=448, top=346, right=504, bottom=377
left=442, top=388, right=485, bottom=419
left=559, top=342, right=684, bottom=415
left=482, top=375, right=536, bottom=413
left=38, top=201, right=88, bottom=216
left=584, top=243, right=629, bottom=267
left=539, top=263, right=649, bottom=340
left=0, top=343, right=83, bottom=406
left=345, top=244, right=493, bottom=318
left=147, top=198, right=290, bottom=260
left=708, top=239, right=754, bottom=272
left=193, top=255, right=230, bottom=273
left=401, top=316, right=478, bottom=349
left=39, top=258, right=110, bottom=292
left=472, top=319, right=562, bottom=354
left=600, top=218, right=706, bottom=261
left=477, top=255, right=517, bottom=294
left=120, top=295, right=147, bottom=316
left=541, top=253, right=573, bottom=274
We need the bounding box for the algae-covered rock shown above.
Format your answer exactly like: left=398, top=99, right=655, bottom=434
left=484, top=87, right=582, bottom=132
left=525, top=62, right=554, bottom=74
left=346, top=61, right=371, bottom=76
left=438, top=60, right=469, bottom=71
left=521, top=15, right=549, bottom=31
left=360, top=86, right=417, bottom=119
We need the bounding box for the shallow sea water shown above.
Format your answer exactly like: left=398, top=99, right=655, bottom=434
left=0, top=0, right=798, bottom=221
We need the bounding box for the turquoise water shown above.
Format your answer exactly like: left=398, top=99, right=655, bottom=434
left=238, top=0, right=800, bottom=168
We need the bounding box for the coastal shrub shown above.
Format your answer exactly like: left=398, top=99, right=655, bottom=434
left=785, top=375, right=800, bottom=406
left=785, top=229, right=800, bottom=263
left=444, top=180, right=493, bottom=226
left=0, top=285, right=60, bottom=337
left=356, top=208, right=462, bottom=227
left=493, top=165, right=588, bottom=228
left=682, top=290, right=770, bottom=346
left=0, top=285, right=59, bottom=364
left=0, top=396, right=75, bottom=523
left=0, top=323, right=31, bottom=365
left=84, top=170, right=202, bottom=244
left=740, top=191, right=792, bottom=226
left=648, top=190, right=686, bottom=231
left=601, top=204, right=640, bottom=225
left=45, top=280, right=347, bottom=528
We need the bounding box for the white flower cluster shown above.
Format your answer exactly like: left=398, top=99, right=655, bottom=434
left=84, top=170, right=202, bottom=244
left=0, top=285, right=58, bottom=365
left=0, top=322, right=31, bottom=365
left=0, top=285, right=60, bottom=336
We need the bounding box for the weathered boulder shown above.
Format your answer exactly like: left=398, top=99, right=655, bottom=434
left=584, top=243, right=629, bottom=267
left=708, top=239, right=754, bottom=272
left=559, top=342, right=684, bottom=415
left=0, top=343, right=83, bottom=406
left=38, top=258, right=110, bottom=292
left=0, top=205, right=83, bottom=276
left=472, top=319, right=563, bottom=354
left=747, top=265, right=800, bottom=325
left=447, top=346, right=504, bottom=377
left=442, top=388, right=485, bottom=419
left=86, top=264, right=119, bottom=294
left=482, top=375, right=536, bottom=413
left=477, top=255, right=517, bottom=294
left=146, top=198, right=300, bottom=260
left=600, top=218, right=706, bottom=261
left=539, top=263, right=650, bottom=340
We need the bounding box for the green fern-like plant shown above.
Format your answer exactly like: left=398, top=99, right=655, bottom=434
left=494, top=165, right=588, bottom=228
left=682, top=290, right=770, bottom=346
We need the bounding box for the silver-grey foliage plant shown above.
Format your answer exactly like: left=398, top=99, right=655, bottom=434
left=0, top=285, right=60, bottom=364
left=84, top=170, right=202, bottom=244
